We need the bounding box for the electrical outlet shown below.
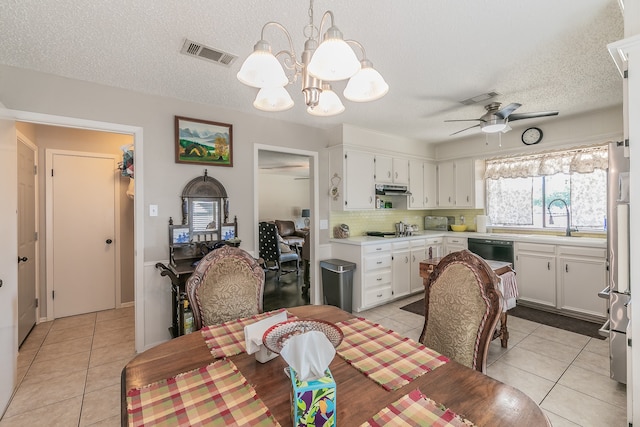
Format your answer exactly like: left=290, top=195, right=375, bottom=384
left=149, top=204, right=158, bottom=217
left=320, top=219, right=328, bottom=230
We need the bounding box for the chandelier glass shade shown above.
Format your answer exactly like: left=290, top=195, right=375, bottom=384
left=236, top=1, right=387, bottom=117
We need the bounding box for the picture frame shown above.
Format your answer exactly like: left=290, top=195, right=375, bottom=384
left=221, top=223, right=236, bottom=241
left=175, top=116, right=233, bottom=166
left=169, top=225, right=191, bottom=247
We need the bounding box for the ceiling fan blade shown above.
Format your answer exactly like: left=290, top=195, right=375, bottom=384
left=494, top=102, right=522, bottom=119
left=450, top=123, right=480, bottom=136
left=444, top=119, right=484, bottom=123
left=508, top=111, right=559, bottom=121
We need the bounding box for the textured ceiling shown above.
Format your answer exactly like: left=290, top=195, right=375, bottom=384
left=0, top=0, right=624, bottom=144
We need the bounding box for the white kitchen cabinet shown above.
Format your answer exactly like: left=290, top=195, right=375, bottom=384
left=444, top=236, right=467, bottom=255
left=374, top=155, right=393, bottom=183
left=329, top=148, right=375, bottom=210
left=425, top=237, right=443, bottom=259
left=423, top=162, right=438, bottom=209
left=454, top=158, right=473, bottom=207
left=393, top=158, right=409, bottom=185
left=392, top=242, right=411, bottom=299
left=557, top=245, right=607, bottom=318
left=436, top=159, right=482, bottom=208
left=332, top=241, right=393, bottom=312
left=437, top=161, right=455, bottom=207
left=410, top=240, right=427, bottom=293
left=375, top=155, right=409, bottom=185
left=514, top=242, right=556, bottom=308
left=408, top=159, right=424, bottom=209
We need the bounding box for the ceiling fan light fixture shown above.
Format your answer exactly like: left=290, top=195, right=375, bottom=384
left=253, top=87, right=294, bottom=111
left=343, top=59, right=389, bottom=102
left=481, top=118, right=508, bottom=133
left=236, top=40, right=288, bottom=88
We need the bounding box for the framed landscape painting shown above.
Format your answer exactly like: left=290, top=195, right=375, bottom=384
left=175, top=116, right=233, bottom=166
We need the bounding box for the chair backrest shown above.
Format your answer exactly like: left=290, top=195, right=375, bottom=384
left=275, top=220, right=296, bottom=237
left=186, top=245, right=264, bottom=330
left=259, top=222, right=282, bottom=264
left=419, top=250, right=503, bottom=373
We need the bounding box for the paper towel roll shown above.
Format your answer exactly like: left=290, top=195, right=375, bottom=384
left=476, top=215, right=488, bottom=233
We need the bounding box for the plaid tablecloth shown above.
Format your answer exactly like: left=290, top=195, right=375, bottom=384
left=127, top=359, right=280, bottom=426
left=336, top=318, right=449, bottom=391
left=361, top=389, right=475, bottom=427
left=201, top=309, right=294, bottom=358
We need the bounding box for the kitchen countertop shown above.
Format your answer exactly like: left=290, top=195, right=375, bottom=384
left=330, top=230, right=606, bottom=248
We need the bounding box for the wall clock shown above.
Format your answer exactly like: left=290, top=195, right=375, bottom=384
left=521, top=127, right=543, bottom=145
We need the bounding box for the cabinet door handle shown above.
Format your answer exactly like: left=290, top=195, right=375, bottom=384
left=547, top=261, right=550, bottom=270
left=566, top=264, right=569, bottom=273
left=387, top=171, right=391, bottom=178
left=405, top=256, right=409, bottom=263
left=448, top=196, right=452, bottom=203
left=377, top=293, right=383, bottom=298
left=376, top=277, right=382, bottom=281
left=466, top=195, right=470, bottom=202
left=376, top=261, right=383, bottom=264
left=425, top=196, right=428, bottom=203
left=395, top=171, right=398, bottom=179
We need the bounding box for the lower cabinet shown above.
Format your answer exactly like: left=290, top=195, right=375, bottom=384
left=514, top=242, right=607, bottom=320
left=557, top=245, right=607, bottom=318
left=392, top=242, right=411, bottom=299
left=514, top=242, right=556, bottom=308
left=444, top=236, right=467, bottom=255
left=410, top=241, right=427, bottom=293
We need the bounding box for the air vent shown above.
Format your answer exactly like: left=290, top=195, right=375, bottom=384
left=460, top=91, right=500, bottom=105
left=180, top=39, right=237, bottom=67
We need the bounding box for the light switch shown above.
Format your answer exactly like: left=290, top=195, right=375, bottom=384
left=320, top=219, right=328, bottom=230
left=149, top=204, right=158, bottom=217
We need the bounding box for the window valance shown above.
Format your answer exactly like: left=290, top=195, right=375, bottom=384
left=484, top=145, right=608, bottom=180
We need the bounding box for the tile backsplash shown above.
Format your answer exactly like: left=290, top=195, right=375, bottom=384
left=330, top=209, right=485, bottom=237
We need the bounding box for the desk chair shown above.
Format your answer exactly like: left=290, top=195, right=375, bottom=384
left=419, top=250, right=503, bottom=373
left=258, top=222, right=300, bottom=280
left=186, top=245, right=264, bottom=330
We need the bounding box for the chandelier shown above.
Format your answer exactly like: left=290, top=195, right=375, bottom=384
left=236, top=0, right=388, bottom=117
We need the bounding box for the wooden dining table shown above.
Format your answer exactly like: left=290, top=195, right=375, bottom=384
left=122, top=305, right=550, bottom=426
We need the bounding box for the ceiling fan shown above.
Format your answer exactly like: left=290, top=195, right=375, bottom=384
left=445, top=102, right=559, bottom=136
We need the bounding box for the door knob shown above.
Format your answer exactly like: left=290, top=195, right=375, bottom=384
left=106, top=239, right=113, bottom=244
left=18, top=256, right=28, bottom=263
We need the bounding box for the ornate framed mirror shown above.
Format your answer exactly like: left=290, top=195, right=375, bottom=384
left=180, top=170, right=232, bottom=243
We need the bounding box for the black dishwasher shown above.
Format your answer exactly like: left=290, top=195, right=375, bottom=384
left=467, top=238, right=514, bottom=265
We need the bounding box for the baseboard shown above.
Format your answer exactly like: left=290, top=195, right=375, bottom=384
left=120, top=301, right=135, bottom=308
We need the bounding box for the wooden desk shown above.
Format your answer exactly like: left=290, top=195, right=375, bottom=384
left=122, top=305, right=548, bottom=426
left=420, top=257, right=514, bottom=348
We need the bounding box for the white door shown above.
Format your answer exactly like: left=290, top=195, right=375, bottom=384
left=48, top=151, right=117, bottom=318
left=0, top=118, right=18, bottom=415
left=17, top=138, right=37, bottom=345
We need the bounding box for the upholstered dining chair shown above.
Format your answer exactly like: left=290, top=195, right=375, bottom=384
left=258, top=221, right=299, bottom=280
left=185, top=245, right=264, bottom=330
left=419, top=249, right=503, bottom=373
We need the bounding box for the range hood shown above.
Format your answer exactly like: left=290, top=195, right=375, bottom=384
left=375, top=183, right=411, bottom=196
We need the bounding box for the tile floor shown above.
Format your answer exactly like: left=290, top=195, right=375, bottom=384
left=1, top=295, right=628, bottom=426
left=1, top=306, right=135, bottom=426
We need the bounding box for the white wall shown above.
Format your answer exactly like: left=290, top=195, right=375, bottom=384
left=0, top=64, right=331, bottom=349
left=258, top=173, right=310, bottom=223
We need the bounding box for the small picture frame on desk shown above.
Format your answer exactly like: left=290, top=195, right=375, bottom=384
left=221, top=224, right=236, bottom=241
left=169, top=225, right=191, bottom=247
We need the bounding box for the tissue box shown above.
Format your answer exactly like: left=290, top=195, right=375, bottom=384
left=289, top=367, right=336, bottom=426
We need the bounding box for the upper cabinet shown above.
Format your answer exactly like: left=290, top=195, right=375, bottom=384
left=329, top=147, right=376, bottom=210
left=437, top=159, right=484, bottom=209
left=375, top=155, right=409, bottom=185
left=408, top=160, right=437, bottom=209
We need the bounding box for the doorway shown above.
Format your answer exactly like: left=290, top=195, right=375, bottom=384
left=255, top=145, right=319, bottom=308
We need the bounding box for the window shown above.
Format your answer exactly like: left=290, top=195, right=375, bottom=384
left=485, top=145, right=607, bottom=231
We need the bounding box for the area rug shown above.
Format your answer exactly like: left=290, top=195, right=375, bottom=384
left=399, top=299, right=605, bottom=340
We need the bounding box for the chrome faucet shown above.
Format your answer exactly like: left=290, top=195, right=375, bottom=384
left=547, top=198, right=572, bottom=237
